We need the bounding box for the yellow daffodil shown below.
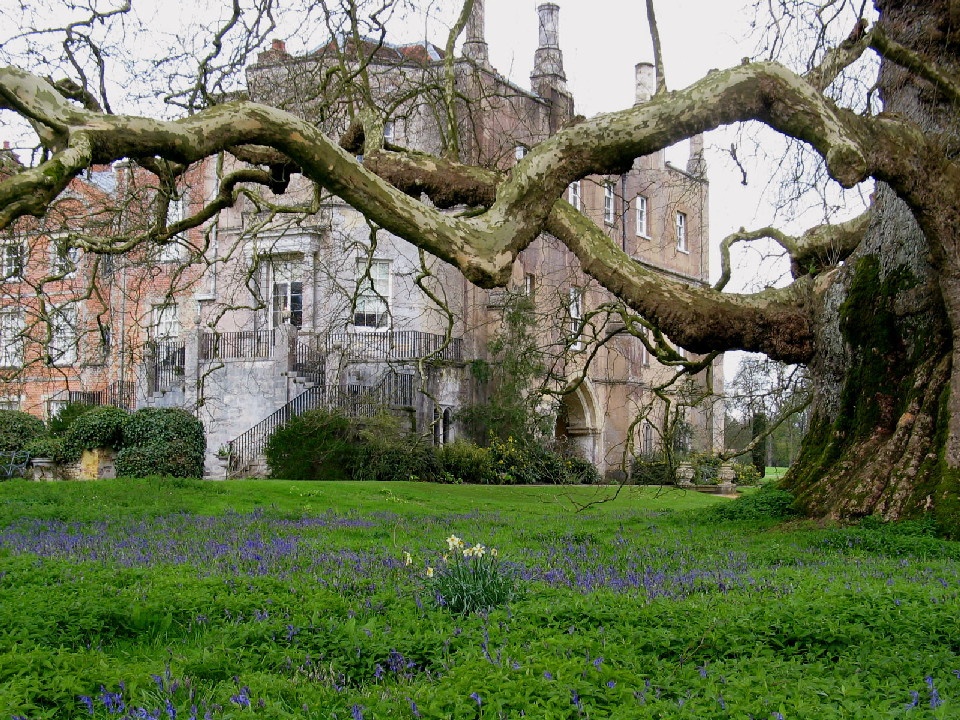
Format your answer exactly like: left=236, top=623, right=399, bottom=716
left=425, top=567, right=434, bottom=578
left=490, top=548, right=498, bottom=558
left=446, top=534, right=464, bottom=551
left=471, top=543, right=486, bottom=557
left=441, top=553, right=449, bottom=563
left=403, top=551, right=412, bottom=566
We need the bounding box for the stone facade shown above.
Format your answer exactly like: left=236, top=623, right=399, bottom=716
left=0, top=2, right=721, bottom=478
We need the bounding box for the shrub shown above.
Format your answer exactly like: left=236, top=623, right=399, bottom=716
left=124, top=408, right=205, bottom=451
left=429, top=535, right=519, bottom=614
left=707, top=485, right=799, bottom=522
left=488, top=436, right=570, bottom=485
left=351, top=441, right=439, bottom=482
left=47, top=402, right=99, bottom=437
left=115, top=440, right=204, bottom=479
left=265, top=408, right=357, bottom=481
left=435, top=442, right=493, bottom=484
left=631, top=456, right=672, bottom=485
left=23, top=435, right=75, bottom=464
left=0, top=410, right=45, bottom=452
left=564, top=455, right=601, bottom=485
left=732, top=461, right=763, bottom=485
left=64, top=406, right=129, bottom=455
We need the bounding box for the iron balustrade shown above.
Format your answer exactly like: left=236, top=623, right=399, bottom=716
left=147, top=339, right=185, bottom=394
left=325, top=331, right=463, bottom=361
left=199, top=330, right=274, bottom=360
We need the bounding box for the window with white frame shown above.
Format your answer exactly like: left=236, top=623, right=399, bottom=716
left=1, top=241, right=23, bottom=280
left=268, top=259, right=303, bottom=329
left=676, top=211, right=688, bottom=252
left=568, top=287, right=584, bottom=351
left=47, top=304, right=78, bottom=366
left=642, top=423, right=655, bottom=455
left=152, top=303, right=180, bottom=339
left=354, top=258, right=391, bottom=329
left=636, top=195, right=649, bottom=237
left=569, top=180, right=581, bottom=211
left=0, top=396, right=19, bottom=411
left=514, top=145, right=527, bottom=161
left=603, top=182, right=615, bottom=224
left=158, top=194, right=186, bottom=263
left=0, top=311, right=23, bottom=367
left=524, top=272, right=535, bottom=298
left=51, top=243, right=81, bottom=277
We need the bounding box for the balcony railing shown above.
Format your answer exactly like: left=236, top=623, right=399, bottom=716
left=199, top=330, right=274, bottom=360
left=326, top=331, right=463, bottom=362
left=199, top=328, right=464, bottom=363
left=146, top=339, right=185, bottom=394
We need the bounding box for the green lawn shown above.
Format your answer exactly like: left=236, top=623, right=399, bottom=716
left=0, top=479, right=958, bottom=718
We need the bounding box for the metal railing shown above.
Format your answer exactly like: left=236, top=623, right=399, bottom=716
left=197, top=329, right=463, bottom=364
left=199, top=330, right=274, bottom=360
left=226, top=371, right=417, bottom=476
left=326, top=330, right=463, bottom=362
left=146, top=339, right=185, bottom=394
left=68, top=380, right=135, bottom=411
left=294, top=341, right=325, bottom=386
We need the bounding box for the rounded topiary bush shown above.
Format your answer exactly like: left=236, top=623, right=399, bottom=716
left=63, top=406, right=129, bottom=455
left=265, top=408, right=357, bottom=480
left=351, top=440, right=439, bottom=482
left=118, top=408, right=205, bottom=478
left=123, top=408, right=205, bottom=449
left=0, top=410, right=45, bottom=452
left=115, top=439, right=204, bottom=479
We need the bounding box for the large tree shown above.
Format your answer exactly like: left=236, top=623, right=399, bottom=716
left=2, top=0, right=960, bottom=529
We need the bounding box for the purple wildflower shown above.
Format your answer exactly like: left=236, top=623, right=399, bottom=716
left=544, top=671, right=553, bottom=680
left=407, top=697, right=421, bottom=718
left=470, top=692, right=482, bottom=706
left=230, top=687, right=250, bottom=709
left=606, top=680, right=616, bottom=689
left=79, top=696, right=94, bottom=715
left=906, top=690, right=920, bottom=709
left=351, top=704, right=364, bottom=720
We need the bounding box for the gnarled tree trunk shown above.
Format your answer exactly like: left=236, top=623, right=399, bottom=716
left=784, top=0, right=960, bottom=533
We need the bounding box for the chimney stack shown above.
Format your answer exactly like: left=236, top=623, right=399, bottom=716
left=687, top=133, right=707, bottom=177
left=531, top=3, right=567, bottom=95
left=463, top=0, right=490, bottom=65
left=634, top=62, right=656, bottom=104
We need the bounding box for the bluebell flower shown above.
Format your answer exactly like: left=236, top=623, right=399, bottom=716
left=79, top=695, right=94, bottom=715
left=351, top=704, right=364, bottom=720
left=407, top=697, right=421, bottom=718
left=606, top=680, right=616, bottom=689
left=470, top=692, right=482, bottom=706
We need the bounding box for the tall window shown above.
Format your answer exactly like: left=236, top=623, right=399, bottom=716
left=152, top=303, right=180, bottom=339
left=569, top=181, right=581, bottom=211
left=642, top=423, right=655, bottom=455
left=636, top=195, right=649, bottom=237
left=47, top=305, right=78, bottom=366
left=676, top=211, right=688, bottom=252
left=568, top=287, right=584, bottom=351
left=383, top=120, right=395, bottom=145
left=269, top=259, right=303, bottom=328
left=0, top=311, right=23, bottom=367
left=354, top=259, right=391, bottom=329
left=158, top=194, right=186, bottom=263
left=524, top=272, right=535, bottom=298
left=1, top=241, right=23, bottom=280
left=52, top=244, right=81, bottom=277
left=603, top=182, right=615, bottom=224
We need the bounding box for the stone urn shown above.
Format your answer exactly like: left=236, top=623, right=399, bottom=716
left=676, top=461, right=695, bottom=486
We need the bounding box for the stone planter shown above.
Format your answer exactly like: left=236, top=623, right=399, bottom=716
left=676, top=461, right=695, bottom=486
left=31, top=458, right=56, bottom=481
left=78, top=448, right=117, bottom=480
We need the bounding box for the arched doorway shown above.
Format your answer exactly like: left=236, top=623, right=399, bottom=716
left=554, top=382, right=600, bottom=463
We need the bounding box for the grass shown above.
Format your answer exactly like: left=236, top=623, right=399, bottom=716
left=0, top=478, right=958, bottom=718
left=764, top=466, right=790, bottom=481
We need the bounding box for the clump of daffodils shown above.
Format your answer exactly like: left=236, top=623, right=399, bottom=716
left=427, top=535, right=519, bottom=614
